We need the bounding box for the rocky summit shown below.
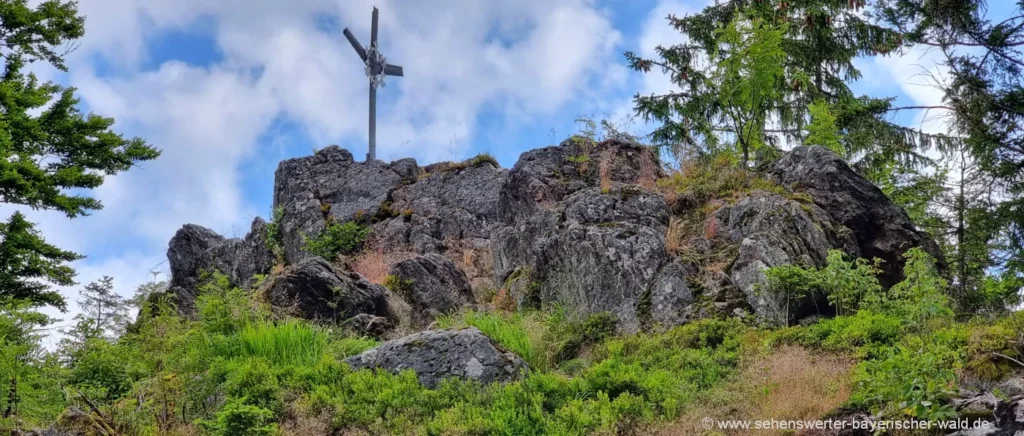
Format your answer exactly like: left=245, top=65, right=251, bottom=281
left=164, top=139, right=942, bottom=341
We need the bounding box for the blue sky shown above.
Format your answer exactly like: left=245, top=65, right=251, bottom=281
left=17, top=0, right=963, bottom=336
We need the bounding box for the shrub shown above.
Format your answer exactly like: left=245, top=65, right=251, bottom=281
left=199, top=397, right=278, bottom=436
left=65, top=338, right=142, bottom=401
left=550, top=311, right=618, bottom=364
left=304, top=221, right=370, bottom=260
left=849, top=330, right=965, bottom=421
left=264, top=206, right=285, bottom=262
left=761, top=249, right=882, bottom=323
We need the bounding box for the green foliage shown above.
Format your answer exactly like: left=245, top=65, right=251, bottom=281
left=965, top=311, right=1024, bottom=380
left=65, top=337, right=142, bottom=401
left=198, top=397, right=278, bottom=436
left=879, top=248, right=954, bottom=325
left=713, top=16, right=788, bottom=164
left=469, top=152, right=499, bottom=167
left=304, top=221, right=370, bottom=260
left=0, top=300, right=66, bottom=429
left=0, top=211, right=81, bottom=310
left=235, top=320, right=329, bottom=367
left=437, top=310, right=546, bottom=370
left=805, top=100, right=844, bottom=155
left=0, top=0, right=158, bottom=312
left=23, top=274, right=749, bottom=436
left=772, top=247, right=963, bottom=420
left=382, top=274, right=413, bottom=298
left=850, top=329, right=964, bottom=421
left=762, top=249, right=882, bottom=321
left=60, top=276, right=131, bottom=350
left=265, top=206, right=285, bottom=263
left=626, top=0, right=946, bottom=168
left=550, top=311, right=618, bottom=365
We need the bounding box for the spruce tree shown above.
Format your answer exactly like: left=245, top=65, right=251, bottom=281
left=0, top=0, right=160, bottom=310
left=872, top=0, right=1024, bottom=306
left=625, top=0, right=953, bottom=170
left=59, top=276, right=130, bottom=354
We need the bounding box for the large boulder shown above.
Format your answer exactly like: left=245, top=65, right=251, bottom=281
left=166, top=218, right=274, bottom=315
left=263, top=256, right=391, bottom=323
left=771, top=146, right=946, bottom=286
left=344, top=328, right=528, bottom=388
left=388, top=254, right=474, bottom=326
left=705, top=193, right=859, bottom=323
left=492, top=139, right=686, bottom=333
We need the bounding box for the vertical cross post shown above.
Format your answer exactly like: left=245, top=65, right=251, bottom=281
left=368, top=84, right=376, bottom=161
left=344, top=6, right=404, bottom=162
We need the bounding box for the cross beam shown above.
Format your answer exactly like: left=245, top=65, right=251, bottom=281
left=344, top=6, right=404, bottom=161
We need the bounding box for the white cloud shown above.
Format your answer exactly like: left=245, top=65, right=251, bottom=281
left=19, top=0, right=630, bottom=342
left=609, top=0, right=703, bottom=131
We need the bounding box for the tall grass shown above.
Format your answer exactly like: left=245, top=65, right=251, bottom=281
left=236, top=320, right=329, bottom=367
left=436, top=311, right=549, bottom=371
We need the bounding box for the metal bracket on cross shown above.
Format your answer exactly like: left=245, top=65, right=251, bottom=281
left=343, top=6, right=404, bottom=161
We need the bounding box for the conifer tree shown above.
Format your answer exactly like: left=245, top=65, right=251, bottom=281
left=626, top=0, right=953, bottom=170
left=872, top=0, right=1024, bottom=306
left=59, top=276, right=130, bottom=355
left=0, top=0, right=160, bottom=310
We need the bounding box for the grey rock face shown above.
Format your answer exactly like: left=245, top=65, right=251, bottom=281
left=344, top=328, right=528, bottom=388
left=496, top=138, right=662, bottom=226
left=272, top=145, right=416, bottom=264
left=494, top=185, right=690, bottom=333
left=707, top=193, right=859, bottom=323
left=771, top=146, right=946, bottom=286
left=945, top=389, right=1024, bottom=435
left=263, top=256, right=391, bottom=322
left=166, top=218, right=274, bottom=315
left=491, top=139, right=686, bottom=333
left=382, top=162, right=506, bottom=244
left=389, top=254, right=474, bottom=326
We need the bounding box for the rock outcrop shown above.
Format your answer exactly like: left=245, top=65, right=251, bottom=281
left=165, top=140, right=944, bottom=331
left=272, top=146, right=419, bottom=265
left=344, top=328, right=528, bottom=388
left=388, top=254, right=474, bottom=326
left=262, top=256, right=391, bottom=323
left=705, top=193, right=859, bottom=322
left=947, top=384, right=1024, bottom=435
left=166, top=218, right=274, bottom=315
left=771, top=146, right=946, bottom=286
left=491, top=139, right=682, bottom=332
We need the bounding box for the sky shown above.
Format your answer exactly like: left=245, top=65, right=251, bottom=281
left=9, top=0, right=981, bottom=342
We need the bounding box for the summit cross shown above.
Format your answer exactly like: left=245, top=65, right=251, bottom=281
left=343, top=6, right=404, bottom=161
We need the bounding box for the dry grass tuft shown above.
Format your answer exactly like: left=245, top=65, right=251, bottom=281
left=351, top=248, right=389, bottom=284
left=657, top=346, right=853, bottom=435
left=665, top=217, right=682, bottom=255
left=492, top=287, right=516, bottom=312
left=350, top=247, right=416, bottom=285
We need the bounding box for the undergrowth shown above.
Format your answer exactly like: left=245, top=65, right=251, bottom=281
left=13, top=274, right=750, bottom=435
left=6, top=248, right=1021, bottom=434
